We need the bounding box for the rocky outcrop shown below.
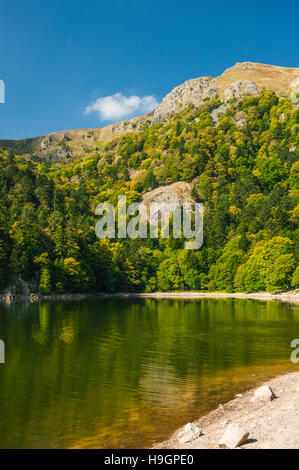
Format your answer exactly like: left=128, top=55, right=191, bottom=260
left=224, top=80, right=260, bottom=100
left=210, top=103, right=231, bottom=124
left=140, top=182, right=195, bottom=223
left=151, top=77, right=219, bottom=122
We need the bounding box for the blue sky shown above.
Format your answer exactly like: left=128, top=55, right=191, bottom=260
left=0, top=0, right=298, bottom=139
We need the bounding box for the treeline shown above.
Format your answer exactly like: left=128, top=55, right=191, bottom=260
left=0, top=90, right=298, bottom=294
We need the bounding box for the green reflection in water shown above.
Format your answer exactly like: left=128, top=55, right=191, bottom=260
left=0, top=298, right=298, bottom=448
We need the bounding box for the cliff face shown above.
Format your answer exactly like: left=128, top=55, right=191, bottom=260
left=151, top=62, right=299, bottom=121
left=140, top=182, right=195, bottom=223
left=1, top=62, right=298, bottom=162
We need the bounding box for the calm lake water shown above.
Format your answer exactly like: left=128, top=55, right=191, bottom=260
left=0, top=298, right=298, bottom=449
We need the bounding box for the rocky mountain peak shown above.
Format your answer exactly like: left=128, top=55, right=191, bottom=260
left=150, top=62, right=299, bottom=122
left=0, top=62, right=298, bottom=161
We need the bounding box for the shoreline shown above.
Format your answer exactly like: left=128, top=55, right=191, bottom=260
left=155, top=371, right=299, bottom=449
left=1, top=290, right=298, bottom=304
left=100, top=291, right=299, bottom=303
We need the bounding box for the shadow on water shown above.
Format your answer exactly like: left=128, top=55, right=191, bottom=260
left=0, top=298, right=298, bottom=448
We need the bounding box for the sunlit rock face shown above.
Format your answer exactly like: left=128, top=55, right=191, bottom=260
left=224, top=80, right=260, bottom=101
left=151, top=77, right=219, bottom=123
left=140, top=182, right=195, bottom=223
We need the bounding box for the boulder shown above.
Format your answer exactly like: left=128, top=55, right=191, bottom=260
left=251, top=385, right=275, bottom=403
left=177, top=423, right=202, bottom=444
left=219, top=423, right=249, bottom=449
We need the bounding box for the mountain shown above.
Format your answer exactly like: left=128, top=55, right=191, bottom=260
left=1, top=62, right=298, bottom=162
left=0, top=61, right=298, bottom=296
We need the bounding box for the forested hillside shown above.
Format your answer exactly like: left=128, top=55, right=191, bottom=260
left=0, top=90, right=298, bottom=294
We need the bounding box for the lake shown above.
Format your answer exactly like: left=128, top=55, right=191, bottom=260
left=0, top=298, right=298, bottom=449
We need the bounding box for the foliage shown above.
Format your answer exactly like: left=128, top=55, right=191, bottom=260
left=0, top=90, right=298, bottom=293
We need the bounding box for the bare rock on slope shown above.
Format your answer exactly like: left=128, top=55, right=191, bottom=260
left=224, top=80, right=260, bottom=101
left=140, top=182, right=195, bottom=223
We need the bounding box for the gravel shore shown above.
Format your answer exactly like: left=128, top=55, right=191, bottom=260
left=1, top=290, right=298, bottom=303
left=116, top=291, right=299, bottom=304
left=155, top=372, right=299, bottom=449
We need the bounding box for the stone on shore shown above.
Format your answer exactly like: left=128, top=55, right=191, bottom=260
left=251, top=385, right=275, bottom=403
left=177, top=423, right=202, bottom=444
left=219, top=423, right=249, bottom=449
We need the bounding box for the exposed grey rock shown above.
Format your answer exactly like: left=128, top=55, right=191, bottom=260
left=151, top=77, right=219, bottom=123
left=219, top=423, right=249, bottom=449
left=251, top=385, right=276, bottom=403
left=140, top=182, right=195, bottom=224
left=151, top=77, right=260, bottom=124
left=224, top=80, right=260, bottom=101
left=177, top=423, right=202, bottom=444
left=210, top=103, right=230, bottom=124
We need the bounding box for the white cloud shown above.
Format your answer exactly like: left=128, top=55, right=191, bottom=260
left=84, top=92, right=158, bottom=121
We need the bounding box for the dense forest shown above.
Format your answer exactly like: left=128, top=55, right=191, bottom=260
left=0, top=90, right=298, bottom=294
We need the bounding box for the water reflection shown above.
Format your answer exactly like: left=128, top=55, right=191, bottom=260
left=0, top=298, right=298, bottom=448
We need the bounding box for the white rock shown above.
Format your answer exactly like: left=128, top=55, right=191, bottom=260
left=235, top=393, right=243, bottom=398
left=219, top=423, right=249, bottom=449
left=296, top=385, right=299, bottom=393
left=251, top=385, right=275, bottom=403
left=177, top=423, right=202, bottom=444
left=210, top=103, right=230, bottom=124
